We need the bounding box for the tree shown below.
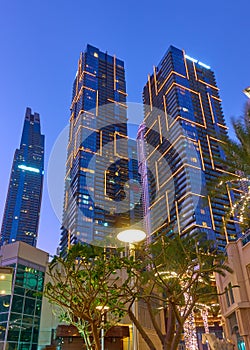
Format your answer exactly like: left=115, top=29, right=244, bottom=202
left=44, top=243, right=134, bottom=350
left=44, top=234, right=231, bottom=350
left=125, top=232, right=231, bottom=350
left=211, top=104, right=250, bottom=228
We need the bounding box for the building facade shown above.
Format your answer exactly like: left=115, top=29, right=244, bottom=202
left=0, top=242, right=48, bottom=350
left=127, top=139, right=143, bottom=229
left=142, top=45, right=240, bottom=249
left=1, top=108, right=44, bottom=247
left=136, top=123, right=152, bottom=239
left=216, top=234, right=250, bottom=350
left=60, top=44, right=136, bottom=255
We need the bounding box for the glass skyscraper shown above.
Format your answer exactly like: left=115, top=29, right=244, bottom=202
left=0, top=108, right=44, bottom=247
left=142, top=45, right=240, bottom=249
left=60, top=44, right=133, bottom=254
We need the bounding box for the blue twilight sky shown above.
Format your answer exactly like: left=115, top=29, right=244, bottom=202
left=0, top=0, right=249, bottom=255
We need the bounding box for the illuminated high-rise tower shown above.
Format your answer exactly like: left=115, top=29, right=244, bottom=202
left=1, top=108, right=44, bottom=247
left=60, top=45, right=131, bottom=254
left=142, top=45, right=240, bottom=249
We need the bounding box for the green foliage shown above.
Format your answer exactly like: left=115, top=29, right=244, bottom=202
left=44, top=243, right=134, bottom=350
left=125, top=232, right=232, bottom=350
left=209, top=104, right=250, bottom=229
left=44, top=233, right=231, bottom=350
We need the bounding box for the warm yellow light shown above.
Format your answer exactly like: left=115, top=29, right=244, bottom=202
left=0, top=290, right=6, bottom=295
left=96, top=305, right=109, bottom=311
left=243, top=87, right=250, bottom=98
left=117, top=229, right=146, bottom=243
left=0, top=275, right=6, bottom=280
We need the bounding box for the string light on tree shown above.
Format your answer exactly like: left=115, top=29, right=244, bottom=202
left=183, top=293, right=199, bottom=350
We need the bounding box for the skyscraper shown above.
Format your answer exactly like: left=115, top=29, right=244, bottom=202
left=142, top=45, right=240, bottom=249
left=137, top=124, right=151, bottom=239
left=60, top=45, right=132, bottom=254
left=1, top=108, right=44, bottom=247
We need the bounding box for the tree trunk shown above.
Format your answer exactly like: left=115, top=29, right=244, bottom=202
left=81, top=330, right=92, bottom=350
left=128, top=306, right=157, bottom=350
left=91, top=324, right=101, bottom=350
left=171, top=324, right=183, bottom=350
left=164, top=304, right=176, bottom=350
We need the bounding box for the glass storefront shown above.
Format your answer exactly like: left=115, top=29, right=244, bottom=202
left=0, top=263, right=44, bottom=350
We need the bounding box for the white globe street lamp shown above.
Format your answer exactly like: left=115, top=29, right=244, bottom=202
left=117, top=229, right=146, bottom=244
left=117, top=229, right=146, bottom=350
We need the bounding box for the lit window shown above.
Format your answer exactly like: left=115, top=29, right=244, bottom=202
left=228, top=283, right=235, bottom=304
left=93, top=52, right=98, bottom=58
left=225, top=287, right=230, bottom=307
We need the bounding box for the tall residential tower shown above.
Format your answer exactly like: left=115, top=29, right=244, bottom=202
left=1, top=108, right=44, bottom=247
left=60, top=45, right=133, bottom=254
left=142, top=45, right=240, bottom=249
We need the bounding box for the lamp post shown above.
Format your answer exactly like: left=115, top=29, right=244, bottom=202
left=96, top=305, right=109, bottom=350
left=117, top=229, right=146, bottom=350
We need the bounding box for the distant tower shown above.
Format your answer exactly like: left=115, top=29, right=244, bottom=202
left=1, top=108, right=44, bottom=247
left=127, top=139, right=143, bottom=229
left=137, top=123, right=151, bottom=239
left=142, top=45, right=240, bottom=249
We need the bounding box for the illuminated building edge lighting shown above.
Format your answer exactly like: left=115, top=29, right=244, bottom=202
left=18, top=164, right=41, bottom=174
left=184, top=54, right=211, bottom=70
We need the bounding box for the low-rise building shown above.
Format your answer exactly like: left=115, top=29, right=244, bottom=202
left=0, top=242, right=49, bottom=350
left=216, top=234, right=250, bottom=350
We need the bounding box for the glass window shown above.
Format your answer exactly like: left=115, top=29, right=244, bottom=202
left=23, top=298, right=35, bottom=316
left=229, top=282, right=235, bottom=304
left=18, top=342, right=30, bottom=350
left=0, top=323, right=7, bottom=340
left=32, top=317, right=39, bottom=325
left=0, top=296, right=11, bottom=312
left=225, top=287, right=230, bottom=307
left=14, top=287, right=24, bottom=296
left=37, top=276, right=44, bottom=292
left=35, top=300, right=42, bottom=316
left=9, top=313, right=21, bottom=324
left=32, top=325, right=39, bottom=343
left=25, top=289, right=36, bottom=298
left=11, top=295, right=24, bottom=313
left=24, top=273, right=37, bottom=290
left=7, top=342, right=18, bottom=350
left=20, top=328, right=32, bottom=342
left=0, top=314, right=8, bottom=323
left=7, top=328, right=20, bottom=342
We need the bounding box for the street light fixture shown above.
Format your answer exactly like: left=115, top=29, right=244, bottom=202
left=95, top=305, right=109, bottom=350
left=117, top=228, right=146, bottom=350
left=117, top=229, right=146, bottom=244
